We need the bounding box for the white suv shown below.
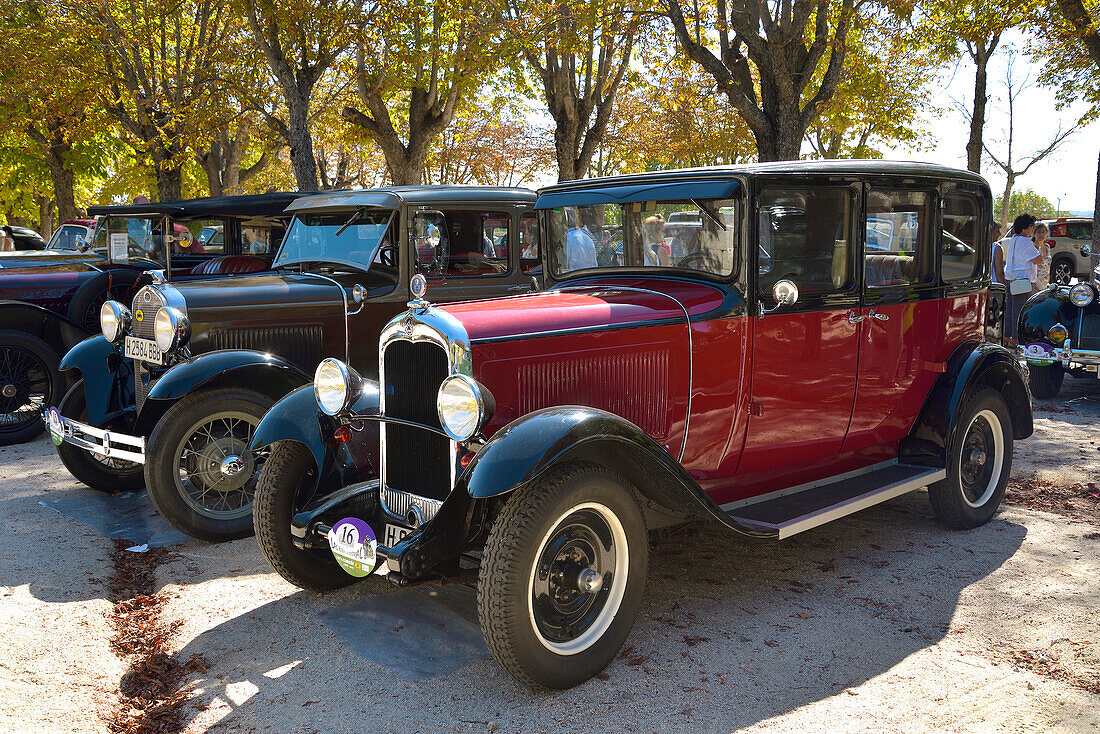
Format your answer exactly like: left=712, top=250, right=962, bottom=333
left=1041, top=217, right=1094, bottom=285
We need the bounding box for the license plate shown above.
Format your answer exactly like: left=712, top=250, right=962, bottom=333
left=124, top=336, right=162, bottom=365
left=384, top=523, right=411, bottom=547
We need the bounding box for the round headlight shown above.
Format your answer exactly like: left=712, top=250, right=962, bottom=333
left=315, top=358, right=360, bottom=416
left=100, top=300, right=131, bottom=343
left=1069, top=283, right=1095, bottom=307
left=153, top=307, right=190, bottom=352
left=436, top=374, right=493, bottom=442
left=1048, top=324, right=1070, bottom=344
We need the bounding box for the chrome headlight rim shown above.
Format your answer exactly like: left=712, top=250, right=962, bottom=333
left=153, top=306, right=190, bottom=352
left=100, top=300, right=132, bottom=343
left=315, top=358, right=361, bottom=417
left=1069, top=283, right=1095, bottom=308
left=436, top=373, right=494, bottom=442
left=1048, top=323, right=1070, bottom=345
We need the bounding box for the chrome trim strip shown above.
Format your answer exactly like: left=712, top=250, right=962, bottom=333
left=301, top=272, right=349, bottom=362
left=1019, top=345, right=1100, bottom=366
left=51, top=414, right=146, bottom=464
left=720, top=459, right=899, bottom=511
left=379, top=487, right=443, bottom=525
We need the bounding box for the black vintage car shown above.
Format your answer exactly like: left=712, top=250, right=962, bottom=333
left=1018, top=281, right=1100, bottom=398
left=0, top=192, right=303, bottom=445
left=47, top=186, right=539, bottom=541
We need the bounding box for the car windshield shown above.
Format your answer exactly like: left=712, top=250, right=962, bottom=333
left=546, top=199, right=740, bottom=278
left=274, top=209, right=395, bottom=270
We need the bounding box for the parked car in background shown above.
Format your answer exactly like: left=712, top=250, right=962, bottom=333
left=250, top=161, right=1031, bottom=690
left=1041, top=217, right=1094, bottom=285
left=48, top=186, right=539, bottom=542
left=1018, top=279, right=1100, bottom=397
left=46, top=219, right=98, bottom=252
left=0, top=192, right=304, bottom=446
left=0, top=225, right=46, bottom=251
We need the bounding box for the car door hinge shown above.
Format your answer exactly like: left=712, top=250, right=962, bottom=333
left=750, top=401, right=764, bottom=416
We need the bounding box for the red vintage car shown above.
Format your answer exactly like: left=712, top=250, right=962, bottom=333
left=250, top=161, right=1032, bottom=690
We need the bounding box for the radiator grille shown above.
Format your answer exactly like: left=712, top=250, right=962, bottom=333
left=1079, top=311, right=1100, bottom=351
left=383, top=340, right=451, bottom=501
left=131, top=287, right=163, bottom=341
left=134, top=362, right=150, bottom=412
left=209, top=326, right=323, bottom=370
left=517, top=350, right=672, bottom=438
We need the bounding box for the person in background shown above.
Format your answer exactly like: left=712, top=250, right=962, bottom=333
left=1032, top=221, right=1051, bottom=289
left=0, top=226, right=14, bottom=251
left=564, top=207, right=597, bottom=271
left=643, top=215, right=671, bottom=266
left=990, top=222, right=1006, bottom=284
left=1004, top=214, right=1043, bottom=346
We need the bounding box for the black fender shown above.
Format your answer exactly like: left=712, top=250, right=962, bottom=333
left=901, top=340, right=1033, bottom=467
left=0, top=300, right=90, bottom=358
left=458, top=407, right=773, bottom=538
left=145, top=350, right=311, bottom=404
left=58, top=335, right=133, bottom=426
left=251, top=380, right=381, bottom=495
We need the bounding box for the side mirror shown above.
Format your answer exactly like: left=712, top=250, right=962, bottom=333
left=760, top=279, right=798, bottom=316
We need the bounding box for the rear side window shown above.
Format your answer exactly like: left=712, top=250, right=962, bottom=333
left=757, top=186, right=855, bottom=295
left=1068, top=222, right=1092, bottom=240
left=864, top=189, right=935, bottom=287
left=942, top=192, right=982, bottom=282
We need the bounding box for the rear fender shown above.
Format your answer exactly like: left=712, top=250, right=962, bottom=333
left=459, top=407, right=773, bottom=538
left=0, top=300, right=90, bottom=356
left=901, top=341, right=1033, bottom=466
left=58, top=335, right=132, bottom=425
left=251, top=380, right=381, bottom=495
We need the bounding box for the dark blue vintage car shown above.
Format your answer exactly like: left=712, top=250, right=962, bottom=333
left=1018, top=281, right=1100, bottom=398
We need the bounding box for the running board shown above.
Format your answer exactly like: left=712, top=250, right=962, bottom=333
left=724, top=464, right=946, bottom=540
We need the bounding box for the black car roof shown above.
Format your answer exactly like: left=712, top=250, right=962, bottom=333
left=537, top=160, right=989, bottom=198
left=87, top=191, right=311, bottom=218
left=285, top=185, right=537, bottom=213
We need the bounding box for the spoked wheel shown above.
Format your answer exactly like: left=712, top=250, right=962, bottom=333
left=929, top=387, right=1013, bottom=529
left=1050, top=258, right=1074, bottom=286
left=0, top=331, right=60, bottom=446
left=54, top=379, right=145, bottom=491
left=145, top=388, right=272, bottom=541
left=254, top=441, right=356, bottom=592
left=479, top=462, right=648, bottom=690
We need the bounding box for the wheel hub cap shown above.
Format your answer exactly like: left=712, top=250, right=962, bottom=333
left=219, top=455, right=246, bottom=478
left=576, top=567, right=604, bottom=594
left=969, top=449, right=987, bottom=467
left=1, top=384, right=15, bottom=398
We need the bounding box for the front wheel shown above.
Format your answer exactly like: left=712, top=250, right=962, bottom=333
left=145, top=388, right=272, bottom=541
left=1028, top=363, right=1064, bottom=400
left=1050, top=257, right=1074, bottom=286
left=928, top=387, right=1013, bottom=529
left=478, top=462, right=648, bottom=690
left=0, top=331, right=60, bottom=446
left=54, top=379, right=145, bottom=492
left=254, top=441, right=355, bottom=592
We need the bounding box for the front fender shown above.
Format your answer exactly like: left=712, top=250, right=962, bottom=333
left=0, top=300, right=90, bottom=356
left=459, top=407, right=773, bottom=538
left=145, top=350, right=311, bottom=403
left=902, top=341, right=1033, bottom=466
left=58, top=335, right=132, bottom=425
left=251, top=380, right=381, bottom=494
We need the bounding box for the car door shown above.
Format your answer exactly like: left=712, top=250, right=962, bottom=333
left=736, top=182, right=861, bottom=475
left=842, top=185, right=942, bottom=453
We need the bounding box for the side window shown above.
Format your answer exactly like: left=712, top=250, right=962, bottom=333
left=1068, top=222, right=1091, bottom=240
left=758, top=186, right=855, bottom=296
left=942, top=192, right=982, bottom=282
left=241, top=219, right=283, bottom=255
left=443, top=210, right=511, bottom=277
left=519, top=212, right=540, bottom=274
left=864, top=189, right=934, bottom=288
left=181, top=219, right=225, bottom=256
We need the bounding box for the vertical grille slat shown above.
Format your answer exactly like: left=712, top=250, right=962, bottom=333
left=383, top=340, right=450, bottom=501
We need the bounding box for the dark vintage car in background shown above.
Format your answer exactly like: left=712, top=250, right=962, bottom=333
left=48, top=186, right=539, bottom=542
left=0, top=225, right=47, bottom=251
left=249, top=161, right=1031, bottom=690
left=1018, top=281, right=1100, bottom=397
left=0, top=192, right=303, bottom=445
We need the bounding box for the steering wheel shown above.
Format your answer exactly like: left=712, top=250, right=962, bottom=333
left=675, top=252, right=709, bottom=270
left=377, top=244, right=399, bottom=267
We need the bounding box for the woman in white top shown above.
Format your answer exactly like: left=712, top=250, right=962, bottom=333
left=1032, top=222, right=1052, bottom=289
left=1004, top=214, right=1044, bottom=345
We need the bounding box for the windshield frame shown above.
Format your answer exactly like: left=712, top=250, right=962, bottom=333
left=273, top=207, right=397, bottom=273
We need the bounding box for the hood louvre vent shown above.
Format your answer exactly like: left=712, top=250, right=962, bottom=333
left=208, top=326, right=323, bottom=370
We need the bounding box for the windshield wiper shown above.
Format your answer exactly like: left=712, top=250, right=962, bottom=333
left=334, top=208, right=364, bottom=238
left=692, top=199, right=727, bottom=231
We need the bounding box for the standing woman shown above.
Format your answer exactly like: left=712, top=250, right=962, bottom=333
left=1005, top=214, right=1043, bottom=347
left=990, top=222, right=1005, bottom=284
left=1032, top=222, right=1052, bottom=289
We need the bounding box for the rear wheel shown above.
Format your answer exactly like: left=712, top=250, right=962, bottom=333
left=254, top=441, right=356, bottom=592
left=145, top=388, right=272, bottom=541
left=478, top=462, right=648, bottom=690
left=1050, top=257, right=1074, bottom=286
left=0, top=331, right=60, bottom=446
left=928, top=387, right=1013, bottom=529
left=1028, top=363, right=1064, bottom=400
left=54, top=379, right=144, bottom=491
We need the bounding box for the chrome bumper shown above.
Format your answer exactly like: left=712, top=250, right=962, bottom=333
left=44, top=409, right=146, bottom=463
left=1018, top=345, right=1100, bottom=367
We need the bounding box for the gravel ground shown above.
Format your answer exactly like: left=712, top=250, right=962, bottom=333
left=1, top=377, right=1099, bottom=734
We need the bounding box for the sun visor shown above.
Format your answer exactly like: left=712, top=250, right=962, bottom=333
left=535, top=179, right=741, bottom=210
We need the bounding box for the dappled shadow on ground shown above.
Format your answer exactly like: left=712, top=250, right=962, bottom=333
left=172, top=491, right=1026, bottom=733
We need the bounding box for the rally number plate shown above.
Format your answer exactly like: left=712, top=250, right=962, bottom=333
left=384, top=523, right=411, bottom=547
left=124, top=336, right=163, bottom=365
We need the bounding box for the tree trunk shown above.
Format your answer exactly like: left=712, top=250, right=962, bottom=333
left=287, top=93, right=319, bottom=192
left=967, top=40, right=998, bottom=174
left=35, top=193, right=54, bottom=237
left=1000, top=172, right=1017, bottom=232
left=154, top=164, right=183, bottom=202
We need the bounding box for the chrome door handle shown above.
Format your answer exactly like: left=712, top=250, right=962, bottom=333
left=869, top=310, right=889, bottom=321
left=507, top=284, right=533, bottom=293
left=848, top=311, right=865, bottom=324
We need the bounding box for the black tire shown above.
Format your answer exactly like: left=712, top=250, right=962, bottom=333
left=145, top=388, right=272, bottom=542
left=478, top=462, right=648, bottom=691
left=54, top=379, right=145, bottom=492
left=66, top=270, right=142, bottom=332
left=1028, top=363, right=1064, bottom=400
left=0, top=330, right=61, bottom=446
left=254, top=441, right=356, bottom=592
left=928, top=387, right=1013, bottom=530
left=1050, top=257, right=1074, bottom=286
